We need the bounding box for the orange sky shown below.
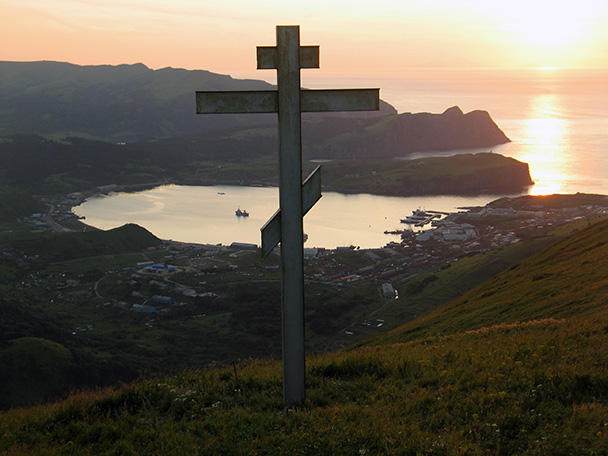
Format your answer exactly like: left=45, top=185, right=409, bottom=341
left=2, top=0, right=607, bottom=80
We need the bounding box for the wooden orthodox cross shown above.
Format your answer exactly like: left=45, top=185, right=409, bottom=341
left=196, top=25, right=379, bottom=407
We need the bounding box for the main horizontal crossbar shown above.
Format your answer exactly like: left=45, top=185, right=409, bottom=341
left=196, top=90, right=278, bottom=114
left=196, top=89, right=380, bottom=114
left=302, top=89, right=380, bottom=112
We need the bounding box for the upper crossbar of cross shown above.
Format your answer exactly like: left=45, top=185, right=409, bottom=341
left=196, top=36, right=379, bottom=115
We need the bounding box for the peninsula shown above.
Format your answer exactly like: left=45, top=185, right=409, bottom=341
left=0, top=61, right=524, bottom=197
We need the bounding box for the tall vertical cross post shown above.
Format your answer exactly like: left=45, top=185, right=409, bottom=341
left=196, top=25, right=379, bottom=407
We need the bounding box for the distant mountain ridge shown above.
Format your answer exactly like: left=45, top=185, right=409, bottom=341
left=0, top=61, right=510, bottom=158
left=0, top=60, right=394, bottom=142
left=0, top=60, right=276, bottom=141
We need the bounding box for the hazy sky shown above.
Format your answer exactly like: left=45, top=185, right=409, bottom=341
left=2, top=0, right=608, bottom=79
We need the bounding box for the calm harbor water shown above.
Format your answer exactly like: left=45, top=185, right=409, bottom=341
left=75, top=68, right=608, bottom=248
left=74, top=186, right=501, bottom=249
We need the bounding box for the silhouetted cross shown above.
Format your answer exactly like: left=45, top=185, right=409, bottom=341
left=196, top=25, right=379, bottom=407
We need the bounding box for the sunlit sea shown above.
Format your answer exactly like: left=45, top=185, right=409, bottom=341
left=75, top=68, right=608, bottom=248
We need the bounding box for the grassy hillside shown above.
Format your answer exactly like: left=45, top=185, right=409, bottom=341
left=0, top=338, right=75, bottom=408
left=1, top=219, right=607, bottom=454
left=0, top=188, right=45, bottom=221
left=317, top=152, right=532, bottom=196
left=5, top=223, right=161, bottom=262
left=364, top=216, right=608, bottom=346
left=0, top=133, right=530, bottom=195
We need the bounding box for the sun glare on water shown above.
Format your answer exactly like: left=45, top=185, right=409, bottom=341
left=521, top=94, right=572, bottom=195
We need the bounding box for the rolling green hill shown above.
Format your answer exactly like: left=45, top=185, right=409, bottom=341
left=1, top=219, right=607, bottom=454
left=6, top=223, right=162, bottom=262
left=0, top=134, right=530, bottom=195
left=362, top=216, right=608, bottom=346
left=0, top=337, right=75, bottom=408
left=0, top=188, right=45, bottom=220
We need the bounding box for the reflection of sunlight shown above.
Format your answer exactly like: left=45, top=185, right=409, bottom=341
left=529, top=179, right=565, bottom=196
left=125, top=193, right=165, bottom=216
left=526, top=118, right=564, bottom=143
left=524, top=94, right=570, bottom=195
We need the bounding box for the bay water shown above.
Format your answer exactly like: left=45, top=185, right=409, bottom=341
left=74, top=68, right=608, bottom=248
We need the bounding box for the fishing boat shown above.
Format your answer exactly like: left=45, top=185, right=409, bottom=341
left=400, top=209, right=432, bottom=224
left=235, top=208, right=249, bottom=217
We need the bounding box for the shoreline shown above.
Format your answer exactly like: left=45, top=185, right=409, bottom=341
left=84, top=152, right=535, bottom=199
left=87, top=176, right=534, bottom=201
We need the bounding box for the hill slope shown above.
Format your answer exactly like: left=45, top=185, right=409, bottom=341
left=2, top=220, right=607, bottom=454
left=363, top=216, right=608, bottom=346
left=0, top=188, right=45, bottom=220
left=0, top=60, right=392, bottom=142
left=0, top=61, right=276, bottom=141
left=0, top=61, right=509, bottom=160
left=7, top=223, right=162, bottom=262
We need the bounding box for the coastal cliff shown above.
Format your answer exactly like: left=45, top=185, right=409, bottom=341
left=306, top=106, right=511, bottom=159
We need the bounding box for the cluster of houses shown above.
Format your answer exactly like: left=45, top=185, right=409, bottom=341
left=300, top=201, right=608, bottom=299
left=10, top=194, right=608, bottom=326
left=414, top=220, right=477, bottom=243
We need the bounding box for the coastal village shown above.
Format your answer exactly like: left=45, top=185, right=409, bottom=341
left=17, top=191, right=608, bottom=293
left=10, top=190, right=608, bottom=343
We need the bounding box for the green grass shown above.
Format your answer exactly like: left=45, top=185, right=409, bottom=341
left=318, top=232, right=562, bottom=349
left=367, top=217, right=608, bottom=346
left=316, top=153, right=531, bottom=196
left=0, top=337, right=75, bottom=409
left=7, top=223, right=161, bottom=262
left=1, top=314, right=606, bottom=455
left=43, top=173, right=90, bottom=192
left=0, top=188, right=46, bottom=221
left=184, top=153, right=530, bottom=196
left=2, top=218, right=608, bottom=454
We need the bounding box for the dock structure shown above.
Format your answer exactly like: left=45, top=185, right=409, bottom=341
left=196, top=25, right=379, bottom=407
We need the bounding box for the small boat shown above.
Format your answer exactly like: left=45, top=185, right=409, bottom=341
left=235, top=208, right=249, bottom=217
left=401, top=209, right=432, bottom=224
